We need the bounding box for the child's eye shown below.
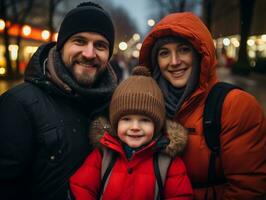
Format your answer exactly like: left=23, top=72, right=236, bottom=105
left=140, top=117, right=152, bottom=123
left=120, top=117, right=130, bottom=121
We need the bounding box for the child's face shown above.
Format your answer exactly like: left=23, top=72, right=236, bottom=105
left=117, top=114, right=155, bottom=148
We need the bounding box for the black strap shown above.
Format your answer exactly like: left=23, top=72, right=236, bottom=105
left=203, top=82, right=240, bottom=200
left=66, top=189, right=75, bottom=200
left=204, top=82, right=240, bottom=154
left=153, top=153, right=164, bottom=200
left=99, top=150, right=170, bottom=200
left=98, top=151, right=117, bottom=200
left=192, top=177, right=228, bottom=188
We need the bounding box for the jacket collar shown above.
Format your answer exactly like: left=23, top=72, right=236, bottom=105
left=24, top=43, right=117, bottom=117
left=88, top=116, right=188, bottom=158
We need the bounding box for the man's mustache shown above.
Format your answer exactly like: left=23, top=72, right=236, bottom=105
left=73, top=56, right=101, bottom=68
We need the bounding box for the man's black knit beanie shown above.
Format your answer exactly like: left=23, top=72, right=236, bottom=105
left=56, top=2, right=115, bottom=59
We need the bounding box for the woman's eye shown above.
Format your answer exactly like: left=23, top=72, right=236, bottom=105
left=178, top=46, right=192, bottom=54
left=158, top=50, right=169, bottom=57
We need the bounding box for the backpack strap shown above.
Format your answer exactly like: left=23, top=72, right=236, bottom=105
left=98, top=147, right=117, bottom=200
left=203, top=82, right=240, bottom=199
left=153, top=153, right=172, bottom=200
left=99, top=148, right=172, bottom=200
left=204, top=82, right=239, bottom=154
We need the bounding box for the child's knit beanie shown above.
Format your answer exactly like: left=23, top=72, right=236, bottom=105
left=109, top=66, right=166, bottom=134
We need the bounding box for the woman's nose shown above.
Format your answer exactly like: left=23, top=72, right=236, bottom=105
left=170, top=53, right=182, bottom=66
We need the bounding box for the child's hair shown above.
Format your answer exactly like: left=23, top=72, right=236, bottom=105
left=109, top=66, right=165, bottom=135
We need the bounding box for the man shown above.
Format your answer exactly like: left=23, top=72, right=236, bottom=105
left=0, top=2, right=116, bottom=200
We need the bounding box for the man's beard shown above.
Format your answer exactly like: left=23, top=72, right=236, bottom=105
left=66, top=55, right=107, bottom=87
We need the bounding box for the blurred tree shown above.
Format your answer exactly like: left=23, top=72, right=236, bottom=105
left=48, top=0, right=63, bottom=42
left=148, top=0, right=201, bottom=22
left=110, top=6, right=138, bottom=43
left=0, top=0, right=139, bottom=79
left=48, top=0, right=139, bottom=52
left=0, top=0, right=34, bottom=78
left=202, top=0, right=214, bottom=30
left=149, top=0, right=187, bottom=20
left=29, top=0, right=65, bottom=34
left=27, top=0, right=49, bottom=27
left=0, top=0, right=12, bottom=77
left=94, top=0, right=139, bottom=51
left=233, top=0, right=256, bottom=75
left=12, top=0, right=34, bottom=76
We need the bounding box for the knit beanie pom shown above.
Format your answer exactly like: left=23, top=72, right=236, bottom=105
left=77, top=2, right=102, bottom=8
left=132, top=66, right=151, bottom=77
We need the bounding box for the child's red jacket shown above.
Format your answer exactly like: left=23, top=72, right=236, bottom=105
left=70, top=118, right=193, bottom=200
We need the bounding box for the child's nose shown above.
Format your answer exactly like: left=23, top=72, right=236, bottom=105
left=130, top=121, right=140, bottom=132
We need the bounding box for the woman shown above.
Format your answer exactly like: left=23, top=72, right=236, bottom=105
left=139, top=12, right=266, bottom=200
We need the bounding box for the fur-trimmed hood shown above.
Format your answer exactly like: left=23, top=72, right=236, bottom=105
left=88, top=117, right=188, bottom=157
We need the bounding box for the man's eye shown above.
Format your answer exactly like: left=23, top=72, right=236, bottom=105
left=95, top=42, right=109, bottom=50
left=74, top=39, right=85, bottom=45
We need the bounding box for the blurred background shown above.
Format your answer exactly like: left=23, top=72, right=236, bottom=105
left=0, top=0, right=265, bottom=113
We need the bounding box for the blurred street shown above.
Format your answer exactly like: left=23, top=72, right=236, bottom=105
left=217, top=68, right=266, bottom=114
left=0, top=78, right=23, bottom=96
left=1, top=69, right=265, bottom=115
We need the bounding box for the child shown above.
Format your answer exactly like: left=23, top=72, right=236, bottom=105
left=70, top=66, right=193, bottom=200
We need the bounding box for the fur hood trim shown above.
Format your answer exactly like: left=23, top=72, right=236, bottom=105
left=88, top=117, right=188, bottom=157
left=162, top=119, right=188, bottom=157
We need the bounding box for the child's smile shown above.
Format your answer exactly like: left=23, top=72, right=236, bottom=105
left=117, top=114, right=155, bottom=148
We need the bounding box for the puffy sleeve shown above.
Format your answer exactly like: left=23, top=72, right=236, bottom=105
left=164, top=157, right=193, bottom=200
left=0, top=92, right=34, bottom=198
left=220, top=89, right=266, bottom=199
left=70, top=148, right=102, bottom=200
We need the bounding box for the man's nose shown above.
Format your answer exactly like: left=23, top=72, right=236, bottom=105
left=82, top=43, right=96, bottom=59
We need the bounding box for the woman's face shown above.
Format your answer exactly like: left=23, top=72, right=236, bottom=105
left=157, top=41, right=194, bottom=88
